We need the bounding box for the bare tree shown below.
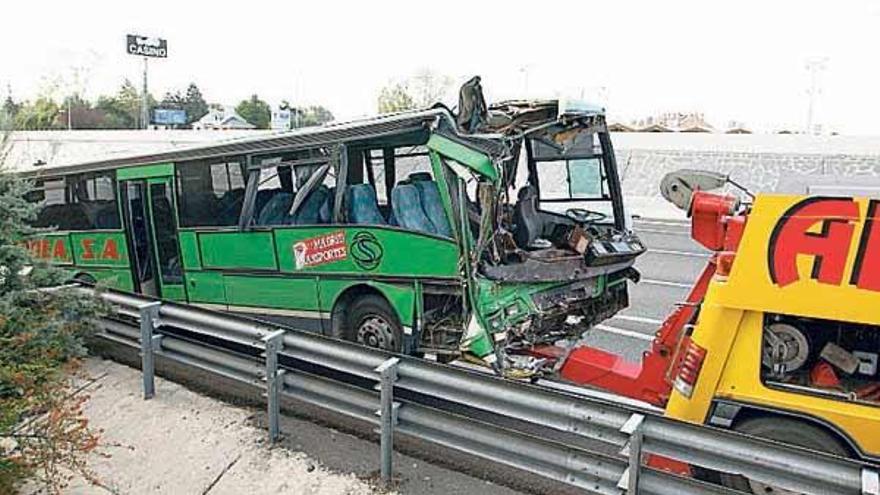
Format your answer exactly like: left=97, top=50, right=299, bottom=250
left=377, top=69, right=453, bottom=114
left=409, top=68, right=453, bottom=108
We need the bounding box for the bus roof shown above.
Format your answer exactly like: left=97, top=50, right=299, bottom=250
left=11, top=108, right=476, bottom=178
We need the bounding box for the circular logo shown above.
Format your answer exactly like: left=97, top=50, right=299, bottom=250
left=350, top=231, right=383, bottom=271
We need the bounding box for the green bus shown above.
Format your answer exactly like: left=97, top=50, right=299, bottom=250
left=19, top=96, right=644, bottom=375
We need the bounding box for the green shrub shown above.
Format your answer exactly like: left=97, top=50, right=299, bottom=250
left=0, top=168, right=105, bottom=493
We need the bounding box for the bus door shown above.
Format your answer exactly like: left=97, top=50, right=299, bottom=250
left=119, top=176, right=187, bottom=301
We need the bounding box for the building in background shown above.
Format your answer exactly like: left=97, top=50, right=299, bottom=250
left=271, top=107, right=291, bottom=131
left=192, top=107, right=256, bottom=130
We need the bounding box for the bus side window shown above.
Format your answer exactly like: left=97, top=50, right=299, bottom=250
left=29, top=173, right=120, bottom=231
left=177, top=159, right=246, bottom=227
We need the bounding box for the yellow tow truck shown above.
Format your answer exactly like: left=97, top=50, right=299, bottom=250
left=531, top=169, right=880, bottom=492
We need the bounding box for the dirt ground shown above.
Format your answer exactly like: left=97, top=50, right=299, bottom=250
left=33, top=357, right=521, bottom=495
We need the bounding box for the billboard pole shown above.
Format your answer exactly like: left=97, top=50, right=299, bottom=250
left=141, top=56, right=149, bottom=130
left=126, top=34, right=167, bottom=130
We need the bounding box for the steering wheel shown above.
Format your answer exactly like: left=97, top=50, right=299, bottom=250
left=565, top=207, right=607, bottom=224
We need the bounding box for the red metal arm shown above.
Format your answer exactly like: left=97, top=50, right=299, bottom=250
left=530, top=191, right=745, bottom=407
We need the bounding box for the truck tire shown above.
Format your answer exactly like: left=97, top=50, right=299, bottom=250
left=719, top=417, right=850, bottom=493
left=345, top=295, right=403, bottom=353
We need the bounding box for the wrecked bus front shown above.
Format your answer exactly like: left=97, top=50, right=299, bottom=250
left=429, top=97, right=644, bottom=371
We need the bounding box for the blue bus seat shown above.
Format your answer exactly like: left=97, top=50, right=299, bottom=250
left=391, top=184, right=435, bottom=235
left=346, top=184, right=386, bottom=225
left=293, top=185, right=330, bottom=224
left=409, top=175, right=452, bottom=238
left=257, top=192, right=294, bottom=225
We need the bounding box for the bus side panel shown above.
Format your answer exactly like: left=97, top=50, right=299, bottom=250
left=69, top=232, right=130, bottom=268
left=197, top=231, right=278, bottom=270
left=25, top=233, right=73, bottom=265
left=223, top=275, right=321, bottom=329
left=273, top=226, right=460, bottom=278
left=183, top=271, right=226, bottom=303
left=177, top=231, right=202, bottom=270
left=85, top=268, right=135, bottom=291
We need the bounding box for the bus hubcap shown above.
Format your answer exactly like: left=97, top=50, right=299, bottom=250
left=356, top=316, right=394, bottom=350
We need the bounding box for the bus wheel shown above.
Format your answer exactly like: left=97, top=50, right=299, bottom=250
left=347, top=295, right=402, bottom=353
left=719, top=417, right=849, bottom=494
left=71, top=273, right=97, bottom=285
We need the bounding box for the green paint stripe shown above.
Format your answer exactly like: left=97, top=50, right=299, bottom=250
left=427, top=134, right=497, bottom=181
left=117, top=162, right=174, bottom=180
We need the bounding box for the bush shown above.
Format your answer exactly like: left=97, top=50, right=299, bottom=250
left=0, top=169, right=105, bottom=493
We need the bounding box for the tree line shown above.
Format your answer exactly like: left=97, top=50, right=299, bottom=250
left=1, top=81, right=334, bottom=131
left=1, top=68, right=456, bottom=132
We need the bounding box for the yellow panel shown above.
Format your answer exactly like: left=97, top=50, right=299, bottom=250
left=713, top=194, right=880, bottom=326
left=715, top=311, right=880, bottom=457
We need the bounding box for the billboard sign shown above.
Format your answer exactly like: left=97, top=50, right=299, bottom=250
left=153, top=109, right=187, bottom=125
left=126, top=35, right=167, bottom=58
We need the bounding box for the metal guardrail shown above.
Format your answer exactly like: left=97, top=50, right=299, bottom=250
left=83, top=287, right=879, bottom=495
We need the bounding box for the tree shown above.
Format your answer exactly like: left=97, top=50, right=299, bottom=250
left=158, top=83, right=208, bottom=126
left=0, top=171, right=104, bottom=492
left=409, top=68, right=453, bottom=108
left=377, top=69, right=453, bottom=114
left=12, top=98, right=61, bottom=130
left=2, top=97, right=20, bottom=127
left=235, top=94, right=271, bottom=129
left=377, top=82, right=415, bottom=114
left=182, top=83, right=208, bottom=124
left=94, top=80, right=154, bottom=129
left=58, top=95, right=107, bottom=130
left=280, top=102, right=334, bottom=128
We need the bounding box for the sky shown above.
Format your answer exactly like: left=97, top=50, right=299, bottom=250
left=1, top=0, right=879, bottom=134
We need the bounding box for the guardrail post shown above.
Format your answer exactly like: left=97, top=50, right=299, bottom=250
left=138, top=302, right=162, bottom=400
left=618, top=413, right=645, bottom=495
left=262, top=330, right=286, bottom=443
left=864, top=468, right=880, bottom=495
left=374, top=357, right=400, bottom=487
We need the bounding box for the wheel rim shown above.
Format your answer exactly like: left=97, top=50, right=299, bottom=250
left=356, top=315, right=395, bottom=350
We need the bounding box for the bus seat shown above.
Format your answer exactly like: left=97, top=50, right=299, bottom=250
left=254, top=188, right=282, bottom=217
left=346, top=184, right=386, bottom=225
left=94, top=204, right=119, bottom=229
left=410, top=177, right=452, bottom=238
left=318, top=187, right=335, bottom=223
left=409, top=172, right=433, bottom=182
left=216, top=189, right=245, bottom=225
left=257, top=192, right=294, bottom=225
left=391, top=184, right=435, bottom=235
left=513, top=185, right=544, bottom=249
left=293, top=185, right=330, bottom=224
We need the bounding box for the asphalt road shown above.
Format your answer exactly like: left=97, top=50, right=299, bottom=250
left=581, top=217, right=709, bottom=362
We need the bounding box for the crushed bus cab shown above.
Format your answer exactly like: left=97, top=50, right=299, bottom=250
left=19, top=77, right=644, bottom=376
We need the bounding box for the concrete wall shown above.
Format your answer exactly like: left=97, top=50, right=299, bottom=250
left=612, top=133, right=880, bottom=198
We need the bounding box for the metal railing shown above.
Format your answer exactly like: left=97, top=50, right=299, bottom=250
left=83, top=287, right=879, bottom=495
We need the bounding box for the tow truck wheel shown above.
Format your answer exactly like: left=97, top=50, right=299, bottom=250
left=719, top=417, right=849, bottom=494
left=346, top=295, right=403, bottom=353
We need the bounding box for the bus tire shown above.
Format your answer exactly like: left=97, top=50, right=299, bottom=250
left=345, top=295, right=403, bottom=353
left=70, top=273, right=97, bottom=286
left=719, top=417, right=850, bottom=493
